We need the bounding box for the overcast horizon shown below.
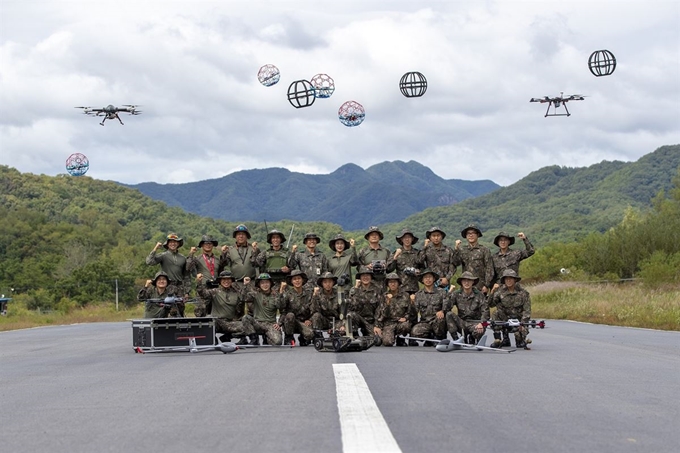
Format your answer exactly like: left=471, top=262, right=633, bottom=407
left=1, top=1, right=679, bottom=187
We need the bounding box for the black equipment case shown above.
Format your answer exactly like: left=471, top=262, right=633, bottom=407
left=131, top=317, right=216, bottom=350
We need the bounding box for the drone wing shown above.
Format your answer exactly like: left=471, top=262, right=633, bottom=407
left=529, top=97, right=550, bottom=103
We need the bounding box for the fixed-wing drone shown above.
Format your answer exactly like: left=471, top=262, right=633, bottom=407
left=402, top=334, right=515, bottom=353
left=529, top=92, right=585, bottom=117
left=75, top=104, right=142, bottom=126
left=134, top=335, right=295, bottom=354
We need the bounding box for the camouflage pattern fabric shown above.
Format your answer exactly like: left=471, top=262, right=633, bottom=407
left=388, top=248, right=422, bottom=293
left=447, top=288, right=489, bottom=342
left=145, top=250, right=191, bottom=296
left=491, top=238, right=535, bottom=286
left=287, top=250, right=329, bottom=287
left=411, top=287, right=448, bottom=339
left=455, top=244, right=494, bottom=290
left=419, top=244, right=458, bottom=283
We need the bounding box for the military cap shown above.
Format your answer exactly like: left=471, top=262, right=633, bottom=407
left=198, top=235, right=218, bottom=247
left=216, top=270, right=234, bottom=281
left=364, top=226, right=384, bottom=241
left=255, top=273, right=273, bottom=285
left=456, top=271, right=480, bottom=286
left=356, top=266, right=373, bottom=277
left=233, top=224, right=251, bottom=239
left=151, top=271, right=170, bottom=286
left=329, top=233, right=351, bottom=251
left=418, top=268, right=439, bottom=283
left=303, top=232, right=321, bottom=244
left=425, top=226, right=446, bottom=240
left=266, top=229, right=286, bottom=244
left=493, top=232, right=515, bottom=247
left=396, top=228, right=419, bottom=245
left=162, top=233, right=184, bottom=249
left=286, top=269, right=309, bottom=285
left=499, top=269, right=522, bottom=283
left=461, top=224, right=483, bottom=238
left=384, top=272, right=402, bottom=284
left=317, top=272, right=338, bottom=286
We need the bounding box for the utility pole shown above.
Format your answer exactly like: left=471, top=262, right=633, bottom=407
left=115, top=279, right=119, bottom=311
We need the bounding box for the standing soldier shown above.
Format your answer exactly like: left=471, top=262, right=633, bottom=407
left=186, top=235, right=219, bottom=317
left=375, top=273, right=416, bottom=346
left=196, top=271, right=253, bottom=345
left=252, top=229, right=291, bottom=291
left=241, top=273, right=283, bottom=346
left=420, top=227, right=457, bottom=291
left=219, top=224, right=258, bottom=287
left=328, top=233, right=358, bottom=293
left=454, top=224, right=494, bottom=294
left=145, top=233, right=191, bottom=316
left=491, top=232, right=535, bottom=289
left=278, top=270, right=315, bottom=346
left=138, top=271, right=173, bottom=319
left=287, top=232, right=329, bottom=288
left=488, top=269, right=532, bottom=349
left=447, top=271, right=489, bottom=344
left=357, top=226, right=395, bottom=284
left=389, top=228, right=423, bottom=294
left=310, top=272, right=343, bottom=334
left=410, top=269, right=448, bottom=345
left=347, top=266, right=384, bottom=344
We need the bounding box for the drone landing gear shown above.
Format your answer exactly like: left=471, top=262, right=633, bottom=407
left=545, top=103, right=571, bottom=117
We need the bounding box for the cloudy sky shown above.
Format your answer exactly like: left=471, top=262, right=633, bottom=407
left=1, top=0, right=678, bottom=186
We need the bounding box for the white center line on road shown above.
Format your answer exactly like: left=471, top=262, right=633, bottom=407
left=333, top=363, right=402, bottom=453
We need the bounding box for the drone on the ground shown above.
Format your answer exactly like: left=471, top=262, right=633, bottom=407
left=402, top=334, right=515, bottom=353
left=530, top=92, right=585, bottom=117
left=75, top=104, right=142, bottom=126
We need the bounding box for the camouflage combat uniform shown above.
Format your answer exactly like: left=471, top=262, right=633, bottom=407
left=310, top=289, right=343, bottom=332
left=419, top=244, right=457, bottom=288
left=455, top=244, right=494, bottom=291
left=447, top=288, right=489, bottom=343
left=411, top=287, right=448, bottom=340
left=347, top=281, right=384, bottom=338
left=488, top=284, right=532, bottom=346
left=357, top=245, right=394, bottom=283
left=241, top=287, right=283, bottom=345
left=287, top=249, right=329, bottom=288
left=388, top=248, right=423, bottom=294
left=376, top=290, right=416, bottom=346
left=252, top=246, right=291, bottom=288
left=197, top=280, right=253, bottom=341
left=186, top=252, right=219, bottom=317
left=491, top=237, right=535, bottom=287
left=278, top=286, right=315, bottom=344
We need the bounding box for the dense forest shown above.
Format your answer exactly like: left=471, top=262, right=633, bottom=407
left=1, top=145, right=679, bottom=311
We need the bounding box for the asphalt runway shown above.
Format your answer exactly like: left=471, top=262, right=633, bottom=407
left=1, top=320, right=678, bottom=453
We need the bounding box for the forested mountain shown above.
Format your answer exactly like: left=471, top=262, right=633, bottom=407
left=372, top=145, right=680, bottom=247
left=124, top=160, right=500, bottom=230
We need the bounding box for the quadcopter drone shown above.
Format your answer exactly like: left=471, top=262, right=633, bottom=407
left=75, top=104, right=142, bottom=126
left=530, top=92, right=585, bottom=117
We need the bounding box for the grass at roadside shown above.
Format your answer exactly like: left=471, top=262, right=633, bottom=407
left=1, top=282, right=679, bottom=332
left=529, top=282, right=680, bottom=331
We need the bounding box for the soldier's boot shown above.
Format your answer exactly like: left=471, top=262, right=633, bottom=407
left=235, top=336, right=249, bottom=346
left=248, top=334, right=260, bottom=346
left=297, top=335, right=309, bottom=347
left=515, top=332, right=529, bottom=349
left=490, top=332, right=503, bottom=349
left=450, top=330, right=460, bottom=341
left=283, top=334, right=295, bottom=346
left=262, top=335, right=269, bottom=345
left=408, top=339, right=419, bottom=347
left=313, top=331, right=325, bottom=340
left=395, top=336, right=407, bottom=347
left=501, top=331, right=511, bottom=347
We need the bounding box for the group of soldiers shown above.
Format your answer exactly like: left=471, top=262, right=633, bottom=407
left=138, top=223, right=536, bottom=348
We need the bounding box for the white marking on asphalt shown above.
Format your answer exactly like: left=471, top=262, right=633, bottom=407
left=333, top=363, right=402, bottom=453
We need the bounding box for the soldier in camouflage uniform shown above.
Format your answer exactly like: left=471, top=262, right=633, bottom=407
left=287, top=232, right=329, bottom=288
left=310, top=272, right=343, bottom=333
left=491, top=232, right=535, bottom=289
left=389, top=228, right=423, bottom=294
left=196, top=270, right=253, bottom=344
left=145, top=233, right=191, bottom=316
left=241, top=273, right=283, bottom=346
left=218, top=224, right=258, bottom=287
left=454, top=224, right=494, bottom=294
left=347, top=266, right=384, bottom=344
left=252, top=229, right=291, bottom=291
left=447, top=271, right=489, bottom=344
left=410, top=269, right=448, bottom=345
left=138, top=271, right=172, bottom=319
left=277, top=270, right=315, bottom=346
left=357, top=226, right=395, bottom=284
left=375, top=273, right=416, bottom=346
left=419, top=227, right=458, bottom=291
left=488, top=269, right=532, bottom=349
left=186, top=235, right=219, bottom=317
left=328, top=233, right=358, bottom=293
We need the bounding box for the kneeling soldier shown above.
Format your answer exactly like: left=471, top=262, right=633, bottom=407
left=488, top=269, right=532, bottom=349
left=410, top=269, right=448, bottom=345
left=242, top=273, right=283, bottom=345
left=197, top=270, right=253, bottom=345
left=310, top=272, right=343, bottom=334
left=347, top=266, right=384, bottom=343
left=278, top=270, right=315, bottom=346
left=376, top=273, right=416, bottom=346
left=447, top=271, right=489, bottom=344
